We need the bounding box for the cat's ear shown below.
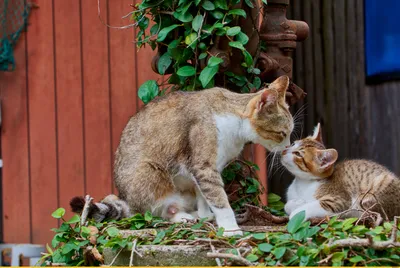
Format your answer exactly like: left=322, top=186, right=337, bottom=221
left=316, top=149, right=338, bottom=171
left=312, top=123, right=323, bottom=143
left=257, top=89, right=278, bottom=111
left=268, top=75, right=290, bottom=100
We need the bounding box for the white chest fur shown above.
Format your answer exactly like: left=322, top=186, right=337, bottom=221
left=214, top=114, right=248, bottom=172
left=287, top=178, right=321, bottom=202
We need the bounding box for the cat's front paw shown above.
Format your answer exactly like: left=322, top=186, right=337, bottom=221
left=222, top=228, right=243, bottom=237
left=285, top=199, right=306, bottom=215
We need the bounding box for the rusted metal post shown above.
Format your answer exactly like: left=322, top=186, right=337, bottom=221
left=255, top=0, right=309, bottom=205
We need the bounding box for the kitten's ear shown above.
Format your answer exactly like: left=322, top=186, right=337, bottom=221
left=257, top=89, right=278, bottom=111
left=268, top=75, right=290, bottom=99
left=316, top=149, right=338, bottom=171
left=312, top=123, right=323, bottom=143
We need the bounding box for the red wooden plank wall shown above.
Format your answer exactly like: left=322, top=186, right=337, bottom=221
left=0, top=0, right=160, bottom=244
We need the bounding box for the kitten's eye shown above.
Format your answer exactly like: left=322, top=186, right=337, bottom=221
left=280, top=131, right=287, bottom=138
left=293, top=151, right=301, bottom=157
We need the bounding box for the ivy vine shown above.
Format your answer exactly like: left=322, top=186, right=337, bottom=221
left=132, top=0, right=267, bottom=103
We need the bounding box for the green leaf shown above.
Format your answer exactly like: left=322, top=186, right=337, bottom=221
left=244, top=0, right=254, bottom=8
left=252, top=233, right=266, bottom=240
left=202, top=0, right=215, bottom=10
left=174, top=11, right=194, bottom=22
left=245, top=254, right=259, bottom=262
left=287, top=210, right=305, bottom=234
left=272, top=247, right=286, bottom=259
left=199, top=65, right=218, bottom=88
left=138, top=80, right=159, bottom=104
left=153, top=230, right=166, bottom=244
left=331, top=252, right=345, bottom=262
left=158, top=53, right=172, bottom=75
left=229, top=41, right=245, bottom=50
left=349, top=255, right=364, bottom=263
left=157, top=24, right=180, bottom=41
left=106, top=227, right=120, bottom=237
left=199, top=52, right=207, bottom=60
left=253, top=77, right=261, bottom=89
left=191, top=223, right=203, bottom=229
left=61, top=242, right=78, bottom=255
left=207, top=56, right=224, bottom=67
left=51, top=208, right=65, bottom=219
left=242, top=50, right=253, bottom=67
left=192, top=15, right=203, bottom=32
left=81, top=226, right=90, bottom=236
left=293, top=227, right=307, bottom=241
left=300, top=255, right=310, bottom=266
left=246, top=185, right=258, bottom=194
left=195, top=0, right=201, bottom=5
left=185, top=32, right=198, bottom=46
left=227, top=26, right=241, bottom=36
left=66, top=214, right=80, bottom=224
left=263, top=0, right=268, bottom=4
left=177, top=66, right=196, bottom=77
left=144, top=211, right=152, bottom=222
left=268, top=193, right=282, bottom=203
left=216, top=227, right=224, bottom=237
left=342, top=217, right=357, bottom=230
left=306, top=226, right=320, bottom=237
left=258, top=243, right=273, bottom=253
left=236, top=32, right=249, bottom=45
left=211, top=11, right=224, bottom=19
left=215, top=0, right=228, bottom=10
left=228, top=9, right=246, bottom=18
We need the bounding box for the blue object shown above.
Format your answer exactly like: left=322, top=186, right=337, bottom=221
left=365, top=0, right=400, bottom=82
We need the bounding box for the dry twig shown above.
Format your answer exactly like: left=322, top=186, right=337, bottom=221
left=81, top=195, right=94, bottom=226
left=329, top=217, right=400, bottom=250
left=207, top=252, right=254, bottom=266
left=129, top=239, right=137, bottom=267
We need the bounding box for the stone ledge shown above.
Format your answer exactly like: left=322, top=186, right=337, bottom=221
left=103, top=245, right=218, bottom=266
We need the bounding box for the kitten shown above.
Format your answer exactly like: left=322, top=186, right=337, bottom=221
left=114, top=75, right=294, bottom=236
left=70, top=194, right=132, bottom=222
left=281, top=123, right=400, bottom=220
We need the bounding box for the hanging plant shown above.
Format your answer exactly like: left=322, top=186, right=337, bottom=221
left=131, top=0, right=267, bottom=104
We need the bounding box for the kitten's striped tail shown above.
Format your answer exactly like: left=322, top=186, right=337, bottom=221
left=69, top=194, right=132, bottom=222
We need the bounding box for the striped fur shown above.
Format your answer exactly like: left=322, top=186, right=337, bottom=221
left=282, top=123, right=400, bottom=220
left=70, top=194, right=132, bottom=222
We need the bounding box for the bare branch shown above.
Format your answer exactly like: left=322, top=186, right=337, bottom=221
left=81, top=195, right=94, bottom=226
left=207, top=252, right=254, bottom=266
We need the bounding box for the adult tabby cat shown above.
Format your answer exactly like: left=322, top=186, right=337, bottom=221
left=114, top=75, right=293, bottom=236
left=281, top=123, right=400, bottom=220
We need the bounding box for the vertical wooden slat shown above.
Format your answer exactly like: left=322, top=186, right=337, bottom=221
left=54, top=0, right=85, bottom=217
left=302, top=1, right=315, bottom=135
left=108, top=0, right=138, bottom=194
left=81, top=0, right=112, bottom=200
left=311, top=0, right=325, bottom=132
left=0, top=34, right=31, bottom=243
left=26, top=0, right=58, bottom=244
left=332, top=0, right=348, bottom=156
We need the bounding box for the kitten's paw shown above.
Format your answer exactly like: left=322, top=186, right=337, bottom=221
left=285, top=199, right=306, bottom=215
left=222, top=229, right=243, bottom=237
left=170, top=212, right=195, bottom=223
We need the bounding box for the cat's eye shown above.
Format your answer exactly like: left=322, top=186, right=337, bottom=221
left=293, top=151, right=301, bottom=157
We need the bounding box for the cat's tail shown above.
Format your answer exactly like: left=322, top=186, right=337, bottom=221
left=69, top=194, right=132, bottom=222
